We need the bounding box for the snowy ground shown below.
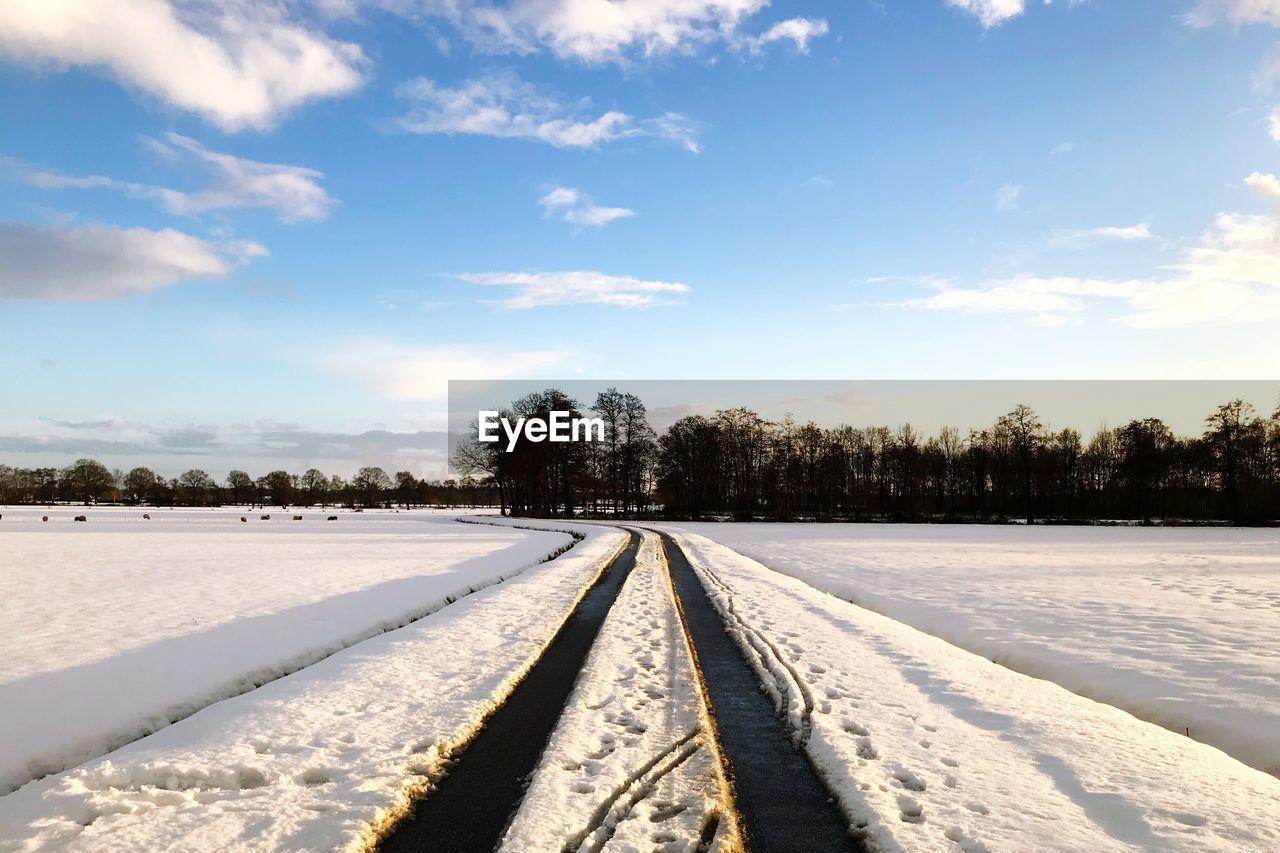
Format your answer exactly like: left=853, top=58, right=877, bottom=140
left=501, top=529, right=737, bottom=852
left=0, top=519, right=627, bottom=851
left=0, top=507, right=570, bottom=794
left=668, top=529, right=1280, bottom=852
left=664, top=523, right=1280, bottom=777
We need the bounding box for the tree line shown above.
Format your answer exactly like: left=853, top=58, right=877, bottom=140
left=0, top=462, right=499, bottom=509
left=452, top=389, right=1280, bottom=525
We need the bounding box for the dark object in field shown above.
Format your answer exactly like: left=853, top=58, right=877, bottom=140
left=292, top=515, right=303, bottom=521
left=327, top=515, right=338, bottom=521
left=142, top=513, right=150, bottom=520
left=74, top=515, right=87, bottom=522
left=240, top=517, right=247, bottom=523
left=260, top=514, right=270, bottom=521
left=42, top=516, right=49, bottom=522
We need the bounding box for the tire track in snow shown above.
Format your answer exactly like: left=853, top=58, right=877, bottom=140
left=659, top=531, right=862, bottom=852
left=377, top=530, right=640, bottom=852
left=691, top=550, right=817, bottom=746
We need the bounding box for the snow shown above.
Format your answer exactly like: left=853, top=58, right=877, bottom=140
left=500, top=529, right=737, bottom=852
left=0, top=507, right=572, bottom=795
left=666, top=528, right=1280, bottom=852
left=0, top=518, right=627, bottom=852
left=663, top=523, right=1280, bottom=777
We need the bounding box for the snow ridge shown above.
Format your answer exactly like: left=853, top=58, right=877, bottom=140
left=668, top=529, right=1280, bottom=853
left=500, top=529, right=740, bottom=853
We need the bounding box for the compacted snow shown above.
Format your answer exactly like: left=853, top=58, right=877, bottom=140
left=668, top=529, right=1280, bottom=853
left=0, top=508, right=572, bottom=794
left=501, top=529, right=737, bottom=852
left=665, top=522, right=1280, bottom=777
left=0, top=519, right=627, bottom=851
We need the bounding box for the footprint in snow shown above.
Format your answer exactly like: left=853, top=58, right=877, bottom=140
left=897, top=795, right=925, bottom=824
left=842, top=720, right=869, bottom=736
left=940, top=757, right=959, bottom=768
left=892, top=766, right=927, bottom=792
left=964, top=802, right=989, bottom=815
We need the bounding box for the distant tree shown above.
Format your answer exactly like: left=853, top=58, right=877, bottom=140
left=1204, top=399, right=1260, bottom=524
left=61, top=458, right=114, bottom=505
left=299, top=468, right=328, bottom=507
left=177, top=469, right=217, bottom=506
left=124, top=467, right=160, bottom=505
left=261, top=470, right=294, bottom=507
left=395, top=470, right=417, bottom=509
left=997, top=404, right=1044, bottom=522
left=326, top=474, right=347, bottom=507
left=352, top=466, right=391, bottom=507
left=226, top=470, right=254, bottom=505
left=1117, top=418, right=1174, bottom=523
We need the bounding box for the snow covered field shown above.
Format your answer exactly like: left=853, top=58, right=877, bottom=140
left=670, top=529, right=1280, bottom=852
left=0, top=519, right=627, bottom=851
left=501, top=529, right=737, bottom=852
left=0, top=507, right=571, bottom=794
left=664, top=523, right=1280, bottom=777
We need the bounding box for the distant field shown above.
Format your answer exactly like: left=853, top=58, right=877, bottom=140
left=664, top=522, right=1280, bottom=776
left=0, top=507, right=570, bottom=794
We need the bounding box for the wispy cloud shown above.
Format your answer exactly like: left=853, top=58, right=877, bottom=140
left=1051, top=141, right=1076, bottom=155
left=740, top=18, right=830, bottom=53
left=0, top=222, right=238, bottom=301
left=395, top=72, right=699, bottom=152
left=892, top=211, right=1280, bottom=328
left=455, top=270, right=690, bottom=308
left=537, top=186, right=635, bottom=227
left=0, top=2, right=365, bottom=131
left=357, top=0, right=826, bottom=63
left=4, top=134, right=334, bottom=223
left=996, top=183, right=1023, bottom=212
left=946, top=0, right=1026, bottom=28
left=1049, top=223, right=1153, bottom=247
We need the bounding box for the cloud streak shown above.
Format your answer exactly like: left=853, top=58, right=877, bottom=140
left=537, top=186, right=635, bottom=227
left=892, top=211, right=1280, bottom=329
left=395, top=72, right=699, bottom=151
left=5, top=134, right=333, bottom=223
left=456, top=270, right=690, bottom=308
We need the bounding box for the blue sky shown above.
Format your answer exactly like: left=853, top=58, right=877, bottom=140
left=1, top=0, right=1279, bottom=477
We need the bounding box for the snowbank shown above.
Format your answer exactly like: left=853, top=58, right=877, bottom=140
left=667, top=522, right=1280, bottom=776
left=668, top=529, right=1280, bottom=852
left=0, top=509, right=569, bottom=794
left=0, top=519, right=627, bottom=851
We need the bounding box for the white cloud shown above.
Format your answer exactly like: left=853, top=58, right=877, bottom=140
left=1050, top=223, right=1154, bottom=246
left=366, top=0, right=824, bottom=63
left=1246, top=171, right=1280, bottom=199
left=742, top=18, right=830, bottom=53
left=455, top=270, right=690, bottom=308
left=1187, top=0, right=1280, bottom=26
left=0, top=0, right=366, bottom=131
left=893, top=211, right=1280, bottom=328
left=1270, top=109, right=1280, bottom=141
left=946, top=0, right=1026, bottom=27
left=996, top=183, right=1023, bottom=211
left=326, top=341, right=572, bottom=400
left=5, top=133, right=333, bottom=223
left=1051, top=141, right=1076, bottom=155
left=395, top=72, right=699, bottom=151
left=537, top=186, right=635, bottom=227
left=0, top=221, right=233, bottom=300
